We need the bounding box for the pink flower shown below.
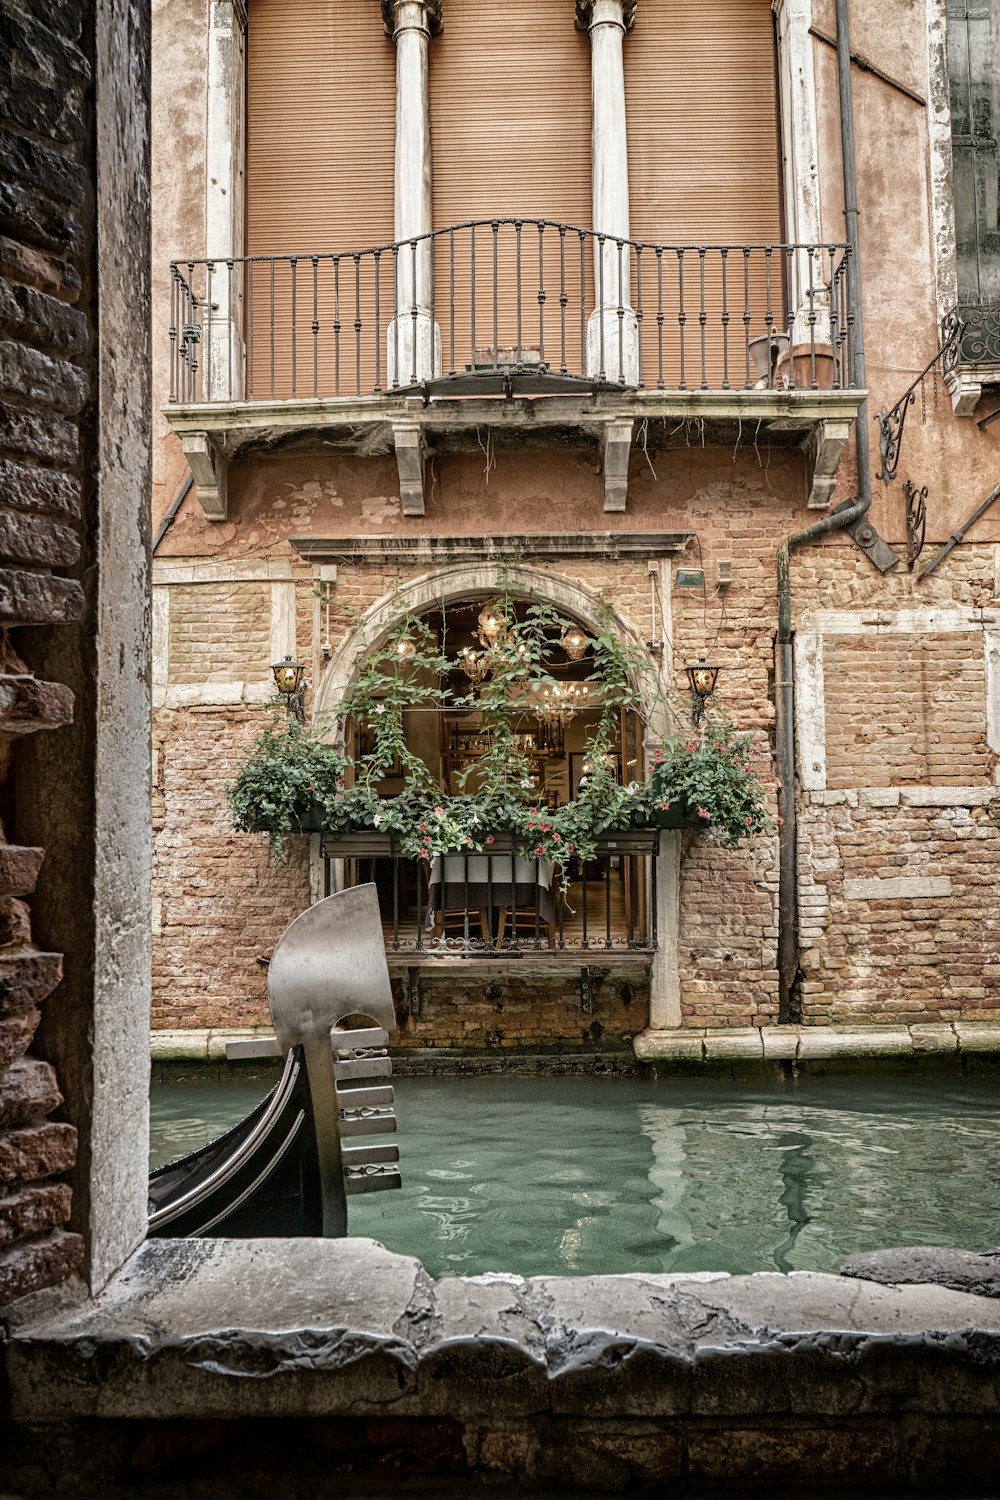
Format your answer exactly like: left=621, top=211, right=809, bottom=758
left=486, top=835, right=494, bottom=845
left=686, top=742, right=697, bottom=751
left=647, top=763, right=654, bottom=774
left=745, top=815, right=753, bottom=826
left=552, top=833, right=561, bottom=842
left=660, top=801, right=670, bottom=811
left=308, top=784, right=316, bottom=792
left=744, top=762, right=752, bottom=773
left=419, top=822, right=428, bottom=832
left=529, top=806, right=538, bottom=815
left=777, top=816, right=784, bottom=826
left=654, top=749, right=663, bottom=763
left=540, top=821, right=551, bottom=832
left=336, top=779, right=346, bottom=790
left=434, top=805, right=444, bottom=816
left=535, top=843, right=545, bottom=856
left=567, top=843, right=574, bottom=854
left=697, top=807, right=709, bottom=818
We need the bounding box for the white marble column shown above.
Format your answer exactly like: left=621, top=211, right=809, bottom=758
left=205, top=0, right=247, bottom=400
left=577, top=0, right=638, bottom=384
left=772, top=0, right=831, bottom=349
left=383, top=0, right=442, bottom=385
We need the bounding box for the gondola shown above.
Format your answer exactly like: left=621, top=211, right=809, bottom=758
left=148, top=886, right=401, bottom=1238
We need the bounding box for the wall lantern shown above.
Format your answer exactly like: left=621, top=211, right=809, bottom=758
left=685, top=656, right=721, bottom=724
left=392, top=636, right=417, bottom=660
left=271, top=655, right=307, bottom=723
left=560, top=626, right=589, bottom=662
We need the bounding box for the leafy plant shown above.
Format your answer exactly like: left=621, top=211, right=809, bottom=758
left=647, top=716, right=774, bottom=846
left=225, top=717, right=350, bottom=856
left=225, top=605, right=771, bottom=873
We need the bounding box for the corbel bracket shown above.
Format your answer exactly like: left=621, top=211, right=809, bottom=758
left=392, top=422, right=428, bottom=516
left=180, top=432, right=228, bottom=521
left=602, top=418, right=633, bottom=513
left=805, top=419, right=851, bottom=510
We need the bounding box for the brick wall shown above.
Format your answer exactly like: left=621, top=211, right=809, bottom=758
left=0, top=0, right=95, bottom=1302
left=392, top=967, right=648, bottom=1052
left=152, top=706, right=311, bottom=1030
left=799, top=797, right=1000, bottom=1024
left=824, top=633, right=991, bottom=788
left=167, top=581, right=272, bottom=685
left=149, top=463, right=1000, bottom=1037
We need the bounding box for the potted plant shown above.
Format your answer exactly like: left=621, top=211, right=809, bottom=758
left=646, top=717, right=773, bottom=844
left=225, top=718, right=351, bottom=855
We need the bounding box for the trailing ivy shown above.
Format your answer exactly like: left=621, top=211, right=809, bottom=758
left=225, top=600, right=772, bottom=872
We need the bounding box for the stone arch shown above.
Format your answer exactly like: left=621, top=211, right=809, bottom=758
left=311, top=560, right=674, bottom=741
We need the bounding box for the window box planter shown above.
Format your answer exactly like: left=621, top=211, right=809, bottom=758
left=649, top=800, right=705, bottom=831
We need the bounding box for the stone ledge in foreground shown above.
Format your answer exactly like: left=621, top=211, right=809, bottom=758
left=5, top=1239, right=1000, bottom=1423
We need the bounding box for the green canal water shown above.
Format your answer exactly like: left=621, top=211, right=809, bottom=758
left=149, top=1072, right=1000, bottom=1279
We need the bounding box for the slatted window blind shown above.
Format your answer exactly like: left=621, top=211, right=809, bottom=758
left=246, top=0, right=396, bottom=396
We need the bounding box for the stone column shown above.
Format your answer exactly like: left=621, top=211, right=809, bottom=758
left=205, top=0, right=247, bottom=400
left=383, top=0, right=442, bottom=385
left=772, top=0, right=831, bottom=349
left=577, top=0, right=638, bottom=384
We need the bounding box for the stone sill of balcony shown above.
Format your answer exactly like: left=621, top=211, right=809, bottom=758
left=946, top=358, right=1000, bottom=417
left=163, top=387, right=865, bottom=522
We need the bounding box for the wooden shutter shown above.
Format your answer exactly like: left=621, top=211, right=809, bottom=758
left=626, top=0, right=782, bottom=386
left=246, top=0, right=396, bottom=397
left=948, top=0, right=1000, bottom=306
left=429, top=0, right=593, bottom=376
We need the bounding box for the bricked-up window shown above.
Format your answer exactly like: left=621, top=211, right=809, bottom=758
left=823, top=633, right=992, bottom=789
left=947, top=0, right=1000, bottom=308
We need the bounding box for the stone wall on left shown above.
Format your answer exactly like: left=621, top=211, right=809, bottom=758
left=0, top=0, right=152, bottom=1302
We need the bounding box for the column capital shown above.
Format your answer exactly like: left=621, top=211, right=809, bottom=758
left=381, top=0, right=443, bottom=39
left=575, top=0, right=635, bottom=33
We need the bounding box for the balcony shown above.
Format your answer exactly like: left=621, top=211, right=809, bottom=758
left=943, top=301, right=1000, bottom=415
left=164, top=220, right=865, bottom=518
left=320, top=830, right=659, bottom=976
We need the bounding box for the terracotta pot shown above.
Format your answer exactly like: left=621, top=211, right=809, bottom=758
left=774, top=343, right=837, bottom=391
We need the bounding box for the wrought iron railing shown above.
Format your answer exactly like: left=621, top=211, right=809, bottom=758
left=169, top=221, right=854, bottom=403
left=946, top=301, right=1000, bottom=367
left=320, top=829, right=658, bottom=959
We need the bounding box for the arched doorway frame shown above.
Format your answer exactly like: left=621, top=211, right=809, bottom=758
left=310, top=560, right=681, bottom=1031
left=312, top=559, right=674, bottom=742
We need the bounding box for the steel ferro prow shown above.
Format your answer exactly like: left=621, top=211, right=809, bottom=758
left=267, top=883, right=400, bottom=1236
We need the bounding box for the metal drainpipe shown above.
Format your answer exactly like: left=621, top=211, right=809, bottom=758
left=774, top=0, right=872, bottom=1023
left=775, top=498, right=868, bottom=1021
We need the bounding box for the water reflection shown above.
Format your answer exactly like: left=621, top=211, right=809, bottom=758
left=150, top=1072, right=1000, bottom=1280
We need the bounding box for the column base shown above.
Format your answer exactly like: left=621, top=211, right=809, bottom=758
left=387, top=313, right=441, bottom=388
left=587, top=307, right=639, bottom=386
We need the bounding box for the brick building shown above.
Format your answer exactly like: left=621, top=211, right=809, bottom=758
left=150, top=0, right=1000, bottom=1056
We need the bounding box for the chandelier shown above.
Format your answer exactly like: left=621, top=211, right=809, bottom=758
left=560, top=626, right=589, bottom=662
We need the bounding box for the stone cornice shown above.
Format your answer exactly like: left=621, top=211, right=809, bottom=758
left=575, top=0, right=636, bottom=32
left=380, top=0, right=443, bottom=37
left=290, top=532, right=692, bottom=563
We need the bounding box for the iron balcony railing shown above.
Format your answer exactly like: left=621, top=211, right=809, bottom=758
left=945, top=301, right=1000, bottom=367
left=169, top=220, right=854, bottom=404
left=321, top=830, right=658, bottom=960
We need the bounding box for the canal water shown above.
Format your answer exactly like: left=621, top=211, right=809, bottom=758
left=149, top=1071, right=1000, bottom=1279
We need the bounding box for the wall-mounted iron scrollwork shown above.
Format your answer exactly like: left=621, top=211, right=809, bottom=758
left=903, top=479, right=927, bottom=571
left=876, top=313, right=964, bottom=483
left=949, top=302, right=1000, bottom=366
